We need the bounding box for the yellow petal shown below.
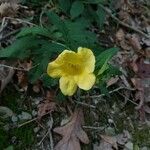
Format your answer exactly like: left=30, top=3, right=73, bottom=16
left=59, top=76, right=77, bottom=96
left=77, top=47, right=95, bottom=73
left=76, top=73, right=95, bottom=90
left=47, top=62, right=62, bottom=78
left=56, top=50, right=80, bottom=65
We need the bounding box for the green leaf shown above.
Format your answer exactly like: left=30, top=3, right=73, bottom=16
left=0, top=36, right=43, bottom=59
left=28, top=55, right=50, bottom=83
left=4, top=146, right=14, bottom=150
left=46, top=11, right=68, bottom=40
left=16, top=26, right=51, bottom=38
left=58, top=0, right=71, bottom=13
left=97, top=58, right=109, bottom=75
left=29, top=42, right=65, bottom=82
left=82, top=0, right=105, bottom=4
left=64, top=18, right=97, bottom=49
left=41, top=74, right=57, bottom=87
left=96, top=5, right=106, bottom=30
left=70, top=1, right=84, bottom=19
left=96, top=47, right=119, bottom=71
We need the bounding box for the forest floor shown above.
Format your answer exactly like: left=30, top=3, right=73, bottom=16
left=0, top=0, right=150, bottom=150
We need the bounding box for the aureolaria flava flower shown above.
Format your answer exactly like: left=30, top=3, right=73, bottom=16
left=47, top=47, right=96, bottom=96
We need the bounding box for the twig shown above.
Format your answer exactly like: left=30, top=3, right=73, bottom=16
left=0, top=29, right=20, bottom=42
left=4, top=17, right=36, bottom=26
left=38, top=131, right=49, bottom=146
left=18, top=117, right=37, bottom=128
left=0, top=17, right=8, bottom=33
left=49, top=114, right=54, bottom=150
left=0, top=64, right=39, bottom=71
left=117, top=91, right=138, bottom=106
left=18, top=111, right=51, bottom=128
left=81, top=87, right=135, bottom=99
left=83, top=126, right=105, bottom=130
left=74, top=100, right=96, bottom=109
left=98, top=4, right=150, bottom=39
left=0, top=64, right=28, bottom=71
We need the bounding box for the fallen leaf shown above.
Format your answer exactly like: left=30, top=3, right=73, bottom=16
left=0, top=1, right=19, bottom=17
left=54, top=109, right=89, bottom=150
left=107, top=77, right=119, bottom=87
left=37, top=101, right=56, bottom=120
left=116, top=130, right=130, bottom=146
left=0, top=106, right=13, bottom=118
left=37, top=90, right=56, bottom=120
left=93, top=135, right=117, bottom=150
left=127, top=34, right=142, bottom=51
left=116, top=29, right=125, bottom=41
left=100, top=135, right=118, bottom=150
left=32, top=80, right=42, bottom=93
left=16, top=70, right=28, bottom=91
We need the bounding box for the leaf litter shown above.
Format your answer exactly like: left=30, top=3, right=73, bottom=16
left=54, top=109, right=89, bottom=150
left=0, top=0, right=150, bottom=149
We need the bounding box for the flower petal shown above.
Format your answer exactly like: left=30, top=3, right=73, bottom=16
left=56, top=50, right=80, bottom=65
left=77, top=47, right=95, bottom=73
left=47, top=62, right=62, bottom=78
left=76, top=73, right=95, bottom=90
left=59, top=76, right=77, bottom=96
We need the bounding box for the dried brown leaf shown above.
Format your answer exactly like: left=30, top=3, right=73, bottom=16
left=37, top=101, right=56, bottom=120
left=100, top=135, right=118, bottom=150
left=127, top=34, right=142, bottom=51
left=37, top=90, right=56, bottom=119
left=16, top=71, right=28, bottom=91
left=107, top=77, right=119, bottom=87
left=0, top=2, right=19, bottom=17
left=116, top=29, right=125, bottom=41
left=54, top=109, right=89, bottom=150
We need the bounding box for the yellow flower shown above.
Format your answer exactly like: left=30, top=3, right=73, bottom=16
left=47, top=47, right=96, bottom=96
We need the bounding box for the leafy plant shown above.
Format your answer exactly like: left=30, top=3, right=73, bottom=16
left=0, top=1, right=119, bottom=88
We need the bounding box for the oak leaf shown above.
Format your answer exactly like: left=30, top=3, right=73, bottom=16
left=54, top=109, right=89, bottom=150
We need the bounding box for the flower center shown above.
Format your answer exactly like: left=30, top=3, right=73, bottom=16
left=62, top=63, right=83, bottom=75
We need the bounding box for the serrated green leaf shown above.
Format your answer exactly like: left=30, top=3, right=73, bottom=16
left=28, top=55, right=49, bottom=83
left=58, top=0, right=71, bottom=13
left=82, top=0, right=105, bottom=4
left=16, top=26, right=50, bottom=38
left=70, top=1, right=84, bottom=19
left=46, top=11, right=68, bottom=40
left=28, top=42, right=65, bottom=82
left=0, top=36, right=44, bottom=59
left=97, top=5, right=106, bottom=30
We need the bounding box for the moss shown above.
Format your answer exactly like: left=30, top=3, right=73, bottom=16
left=9, top=124, right=36, bottom=150
left=1, top=87, right=21, bottom=113
left=132, top=126, right=150, bottom=147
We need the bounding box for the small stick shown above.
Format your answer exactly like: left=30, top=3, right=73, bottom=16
left=74, top=101, right=96, bottom=109
left=18, top=118, right=37, bottom=128
left=49, top=114, right=54, bottom=150
left=38, top=131, right=49, bottom=146
left=0, top=64, right=28, bottom=71
left=0, top=64, right=39, bottom=71
left=83, top=126, right=105, bottom=130
left=98, top=4, right=150, bottom=39
left=18, top=111, right=51, bottom=128
left=5, top=17, right=36, bottom=26
left=81, top=87, right=135, bottom=99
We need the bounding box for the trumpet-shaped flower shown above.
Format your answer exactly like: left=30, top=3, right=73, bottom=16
left=47, top=47, right=96, bottom=96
